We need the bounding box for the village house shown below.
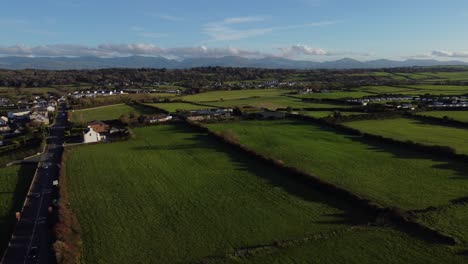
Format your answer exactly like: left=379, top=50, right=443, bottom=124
left=29, top=112, right=50, bottom=125
left=87, top=120, right=110, bottom=133
left=0, top=118, right=10, bottom=132
left=83, top=126, right=104, bottom=143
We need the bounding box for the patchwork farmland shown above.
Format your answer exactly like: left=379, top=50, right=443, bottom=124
left=63, top=125, right=464, bottom=263
left=6, top=68, right=465, bottom=263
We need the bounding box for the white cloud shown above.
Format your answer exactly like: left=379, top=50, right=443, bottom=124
left=0, top=44, right=269, bottom=59
left=203, top=16, right=339, bottom=41
left=223, top=16, right=266, bottom=24
left=279, top=44, right=332, bottom=57
left=151, top=14, right=183, bottom=21
left=431, top=50, right=468, bottom=58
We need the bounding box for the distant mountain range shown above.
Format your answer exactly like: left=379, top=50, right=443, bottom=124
left=0, top=56, right=467, bottom=70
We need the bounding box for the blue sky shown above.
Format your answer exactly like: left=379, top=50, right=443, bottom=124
left=1, top=0, right=468, bottom=61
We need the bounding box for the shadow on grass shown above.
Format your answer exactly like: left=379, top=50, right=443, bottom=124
left=146, top=123, right=372, bottom=227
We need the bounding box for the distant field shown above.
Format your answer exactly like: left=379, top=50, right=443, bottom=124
left=179, top=89, right=288, bottom=102
left=206, top=96, right=352, bottom=110
left=353, top=86, right=418, bottom=94
left=205, top=228, right=463, bottom=264
left=424, top=71, right=468, bottom=82
left=65, top=125, right=369, bottom=263
left=344, top=118, right=468, bottom=155
left=206, top=120, right=468, bottom=210
left=69, top=104, right=156, bottom=123
left=299, top=111, right=365, bottom=118
left=146, top=102, right=212, bottom=112
left=0, top=164, right=36, bottom=254
left=416, top=111, right=468, bottom=122
left=297, top=91, right=372, bottom=99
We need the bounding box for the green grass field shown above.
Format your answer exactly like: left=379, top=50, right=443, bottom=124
left=297, top=91, right=372, bottom=99
left=205, top=96, right=352, bottom=110
left=353, top=86, right=418, bottom=94
left=418, top=204, right=468, bottom=246
left=146, top=102, right=212, bottom=112
left=0, top=164, right=36, bottom=254
left=204, top=228, right=463, bottom=264
left=344, top=118, right=468, bottom=155
left=416, top=111, right=468, bottom=122
left=206, top=120, right=468, bottom=210
left=65, top=125, right=369, bottom=263
left=64, top=124, right=466, bottom=263
left=179, top=89, right=288, bottom=102
left=69, top=104, right=156, bottom=123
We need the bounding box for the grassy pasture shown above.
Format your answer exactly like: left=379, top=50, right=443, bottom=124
left=416, top=111, right=468, bottom=123
left=0, top=164, right=36, bottom=254
left=424, top=71, right=468, bottom=82
left=179, top=89, right=288, bottom=102
left=204, top=228, right=464, bottom=264
left=146, top=102, right=212, bottom=112
left=418, top=204, right=468, bottom=246
left=353, top=86, right=418, bottom=94
left=69, top=103, right=156, bottom=123
left=206, top=120, right=468, bottom=210
left=65, top=125, right=370, bottom=263
left=206, top=96, right=352, bottom=110
left=344, top=118, right=468, bottom=155
left=297, top=91, right=372, bottom=99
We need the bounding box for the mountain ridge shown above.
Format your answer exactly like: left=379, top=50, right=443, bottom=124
left=0, top=55, right=466, bottom=70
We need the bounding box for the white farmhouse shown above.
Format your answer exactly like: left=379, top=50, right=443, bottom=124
left=83, top=126, right=104, bottom=143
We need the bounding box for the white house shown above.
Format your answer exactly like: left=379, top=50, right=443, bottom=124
left=83, top=126, right=104, bottom=143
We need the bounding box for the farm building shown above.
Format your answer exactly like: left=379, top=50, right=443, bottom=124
left=87, top=120, right=110, bottom=133
left=83, top=126, right=104, bottom=143
left=182, top=108, right=233, bottom=121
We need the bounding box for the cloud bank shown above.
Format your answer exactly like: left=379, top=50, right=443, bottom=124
left=0, top=44, right=270, bottom=59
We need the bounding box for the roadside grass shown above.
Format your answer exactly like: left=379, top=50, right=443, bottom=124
left=179, top=89, right=288, bottom=102
left=65, top=125, right=370, bottom=263
left=206, top=120, right=468, bottom=210
left=146, top=102, right=213, bottom=112
left=0, top=164, right=36, bottom=255
left=344, top=118, right=468, bottom=155
left=204, top=228, right=464, bottom=264
left=416, top=111, right=468, bottom=123
left=69, top=103, right=156, bottom=123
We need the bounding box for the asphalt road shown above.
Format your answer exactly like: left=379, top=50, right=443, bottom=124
left=2, top=103, right=67, bottom=264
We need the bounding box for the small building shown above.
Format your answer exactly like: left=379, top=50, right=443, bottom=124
left=8, top=109, right=30, bottom=120
left=144, top=114, right=173, bottom=124
left=30, top=113, right=50, bottom=125
left=87, top=120, right=110, bottom=133
left=83, top=127, right=104, bottom=143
